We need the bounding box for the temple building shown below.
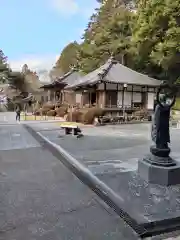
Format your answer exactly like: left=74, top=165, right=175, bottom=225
left=40, top=57, right=161, bottom=115
left=65, top=57, right=160, bottom=113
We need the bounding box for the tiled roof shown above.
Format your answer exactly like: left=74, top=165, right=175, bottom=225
left=40, top=69, right=82, bottom=89
left=68, top=57, right=160, bottom=89
left=40, top=80, right=67, bottom=89
left=56, top=69, right=83, bottom=88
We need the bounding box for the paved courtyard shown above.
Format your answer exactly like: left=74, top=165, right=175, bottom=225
left=30, top=122, right=180, bottom=176
left=0, top=121, right=138, bottom=240
left=1, top=113, right=180, bottom=239
left=28, top=121, right=180, bottom=239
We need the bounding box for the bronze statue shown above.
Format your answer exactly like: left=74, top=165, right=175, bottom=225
left=151, top=103, right=170, bottom=149
left=151, top=82, right=176, bottom=157
left=138, top=82, right=180, bottom=185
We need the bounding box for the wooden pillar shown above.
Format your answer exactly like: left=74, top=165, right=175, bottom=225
left=122, top=86, right=124, bottom=109
left=131, top=85, right=133, bottom=109
left=95, top=85, right=97, bottom=106
left=102, top=83, right=106, bottom=108
left=53, top=91, right=56, bottom=102
left=80, top=91, right=83, bottom=107
left=116, top=84, right=118, bottom=107
left=143, top=86, right=148, bottom=109
left=48, top=90, right=51, bottom=102
left=122, top=84, right=127, bottom=116
left=89, top=91, right=91, bottom=106
left=81, top=91, right=84, bottom=106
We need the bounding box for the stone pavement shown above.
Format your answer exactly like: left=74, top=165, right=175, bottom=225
left=30, top=122, right=180, bottom=175
left=0, top=112, right=16, bottom=123
left=0, top=122, right=139, bottom=240
left=27, top=121, right=180, bottom=239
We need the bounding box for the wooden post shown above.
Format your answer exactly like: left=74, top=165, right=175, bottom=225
left=70, top=106, right=73, bottom=122
left=131, top=85, right=133, bottom=109
left=122, top=86, right=124, bottom=114
left=89, top=91, right=91, bottom=107
left=101, top=83, right=106, bottom=108
left=54, top=91, right=56, bottom=103
left=123, top=84, right=127, bottom=118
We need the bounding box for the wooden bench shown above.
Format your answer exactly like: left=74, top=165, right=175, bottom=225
left=60, top=123, right=83, bottom=138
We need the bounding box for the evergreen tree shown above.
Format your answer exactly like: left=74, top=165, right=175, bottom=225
left=0, top=49, right=9, bottom=83
left=132, top=0, right=180, bottom=81
left=56, top=41, right=80, bottom=74
left=78, top=0, right=135, bottom=73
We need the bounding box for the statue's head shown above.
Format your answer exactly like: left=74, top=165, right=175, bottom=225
left=159, top=94, right=167, bottom=104
left=157, top=83, right=176, bottom=108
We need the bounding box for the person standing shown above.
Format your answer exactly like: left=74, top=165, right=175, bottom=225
left=15, top=106, right=21, bottom=121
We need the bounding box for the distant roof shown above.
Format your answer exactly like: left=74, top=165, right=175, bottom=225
left=68, top=57, right=160, bottom=89
left=40, top=69, right=82, bottom=90
left=59, top=69, right=83, bottom=88
left=40, top=80, right=67, bottom=89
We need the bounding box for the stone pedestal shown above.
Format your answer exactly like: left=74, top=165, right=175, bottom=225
left=138, top=155, right=180, bottom=186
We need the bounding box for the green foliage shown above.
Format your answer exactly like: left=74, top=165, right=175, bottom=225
left=56, top=41, right=80, bottom=74
left=0, top=50, right=28, bottom=93
left=54, top=0, right=179, bottom=83
left=51, top=0, right=180, bottom=82
left=132, top=0, right=180, bottom=81
left=0, top=49, right=7, bottom=68
left=0, top=49, right=9, bottom=83
left=78, top=1, right=135, bottom=73
left=173, top=98, right=180, bottom=110
left=8, top=72, right=26, bottom=92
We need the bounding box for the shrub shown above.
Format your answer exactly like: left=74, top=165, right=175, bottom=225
left=42, top=103, right=55, bottom=111
left=42, top=103, right=54, bottom=108
left=55, top=107, right=60, bottom=112
left=76, top=111, right=84, bottom=122
left=61, top=102, right=69, bottom=108
left=34, top=102, right=41, bottom=112
left=40, top=108, right=48, bottom=115
left=39, top=103, right=54, bottom=115
left=55, top=103, right=61, bottom=108
left=133, top=109, right=147, bottom=119
left=47, top=110, right=56, bottom=116
left=173, top=98, right=180, bottom=110
left=66, top=110, right=84, bottom=122
left=56, top=106, right=68, bottom=117
left=34, top=110, right=41, bottom=116
left=82, top=107, right=104, bottom=124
